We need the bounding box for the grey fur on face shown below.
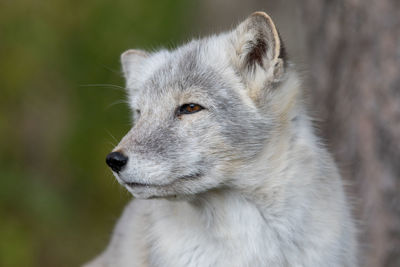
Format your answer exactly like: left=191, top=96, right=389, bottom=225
left=114, top=13, right=287, bottom=199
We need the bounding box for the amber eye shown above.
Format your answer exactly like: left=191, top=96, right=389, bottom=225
left=178, top=103, right=204, bottom=115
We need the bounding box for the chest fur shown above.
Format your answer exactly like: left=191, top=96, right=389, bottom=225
left=144, top=197, right=306, bottom=267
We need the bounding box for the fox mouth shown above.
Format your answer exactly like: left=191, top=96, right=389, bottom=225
left=125, top=182, right=152, bottom=187
left=124, top=172, right=204, bottom=188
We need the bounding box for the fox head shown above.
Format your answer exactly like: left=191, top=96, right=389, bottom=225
left=107, top=12, right=301, bottom=199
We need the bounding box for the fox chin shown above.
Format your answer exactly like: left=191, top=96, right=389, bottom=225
left=84, top=11, right=358, bottom=267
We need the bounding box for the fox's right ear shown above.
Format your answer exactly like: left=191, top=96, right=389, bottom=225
left=121, top=49, right=149, bottom=80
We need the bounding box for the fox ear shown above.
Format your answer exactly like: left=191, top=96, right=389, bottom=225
left=121, top=49, right=149, bottom=80
left=231, top=12, right=286, bottom=86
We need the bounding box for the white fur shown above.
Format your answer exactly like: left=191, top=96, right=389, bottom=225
left=84, top=12, right=358, bottom=267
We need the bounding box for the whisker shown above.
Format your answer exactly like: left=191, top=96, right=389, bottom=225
left=79, top=84, right=125, bottom=91
left=106, top=130, right=119, bottom=145
left=106, top=99, right=129, bottom=110
left=107, top=140, right=117, bottom=148
left=100, top=64, right=122, bottom=76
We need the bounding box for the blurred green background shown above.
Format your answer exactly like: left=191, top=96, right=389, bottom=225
left=0, top=0, right=400, bottom=267
left=2, top=0, right=399, bottom=266
left=0, top=0, right=194, bottom=266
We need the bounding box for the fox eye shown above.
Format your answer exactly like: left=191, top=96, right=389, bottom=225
left=178, top=103, right=204, bottom=115
left=134, top=109, right=141, bottom=119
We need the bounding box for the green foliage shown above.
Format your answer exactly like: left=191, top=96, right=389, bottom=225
left=0, top=0, right=193, bottom=265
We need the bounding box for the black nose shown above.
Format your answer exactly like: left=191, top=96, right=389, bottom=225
left=106, top=152, right=128, bottom=173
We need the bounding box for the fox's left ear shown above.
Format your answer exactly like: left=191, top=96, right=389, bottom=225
left=121, top=49, right=149, bottom=81
left=230, top=12, right=286, bottom=87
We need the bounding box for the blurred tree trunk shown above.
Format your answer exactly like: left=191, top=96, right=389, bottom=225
left=300, top=1, right=400, bottom=266
left=197, top=0, right=400, bottom=266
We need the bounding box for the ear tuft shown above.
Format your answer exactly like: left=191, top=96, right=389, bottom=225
left=121, top=49, right=148, bottom=79
left=245, top=35, right=268, bottom=68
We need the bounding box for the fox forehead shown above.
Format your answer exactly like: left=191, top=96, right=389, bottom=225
left=127, top=38, right=244, bottom=108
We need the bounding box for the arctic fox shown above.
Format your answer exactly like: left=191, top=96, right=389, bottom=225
left=85, top=12, right=358, bottom=267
